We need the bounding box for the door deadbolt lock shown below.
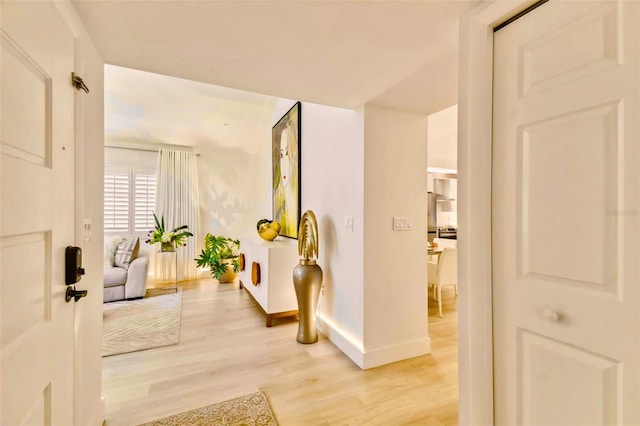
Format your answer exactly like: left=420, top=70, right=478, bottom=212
left=65, top=246, right=85, bottom=285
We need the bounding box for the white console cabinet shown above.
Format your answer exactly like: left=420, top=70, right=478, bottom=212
left=239, top=238, right=299, bottom=327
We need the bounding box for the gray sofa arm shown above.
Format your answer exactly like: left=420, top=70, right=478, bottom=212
left=125, top=253, right=149, bottom=299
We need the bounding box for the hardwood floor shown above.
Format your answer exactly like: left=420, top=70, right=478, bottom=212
left=103, top=279, right=459, bottom=425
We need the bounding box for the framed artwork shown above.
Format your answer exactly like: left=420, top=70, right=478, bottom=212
left=272, top=101, right=301, bottom=239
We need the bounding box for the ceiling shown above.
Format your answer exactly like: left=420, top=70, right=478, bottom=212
left=73, top=0, right=479, bottom=116
left=104, top=64, right=277, bottom=148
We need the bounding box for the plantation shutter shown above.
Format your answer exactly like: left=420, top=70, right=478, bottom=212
left=134, top=173, right=157, bottom=232
left=104, top=171, right=129, bottom=232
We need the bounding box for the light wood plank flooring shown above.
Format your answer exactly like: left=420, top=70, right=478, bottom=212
left=103, top=279, right=459, bottom=425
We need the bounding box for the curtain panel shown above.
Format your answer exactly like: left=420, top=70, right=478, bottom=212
left=155, top=149, right=201, bottom=281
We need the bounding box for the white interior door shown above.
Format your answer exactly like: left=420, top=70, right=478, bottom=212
left=1, top=1, right=76, bottom=424
left=492, top=1, right=639, bottom=424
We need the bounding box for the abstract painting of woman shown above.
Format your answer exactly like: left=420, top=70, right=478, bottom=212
left=272, top=102, right=300, bottom=238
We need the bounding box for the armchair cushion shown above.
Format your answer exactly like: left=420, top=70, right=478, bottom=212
left=104, top=267, right=127, bottom=287
left=104, top=235, right=126, bottom=267
left=114, top=237, right=140, bottom=268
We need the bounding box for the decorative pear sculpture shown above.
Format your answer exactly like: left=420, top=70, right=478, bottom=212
left=256, top=219, right=281, bottom=241
left=292, top=210, right=323, bottom=344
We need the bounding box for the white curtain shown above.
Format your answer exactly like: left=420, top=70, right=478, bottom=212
left=156, top=149, right=200, bottom=281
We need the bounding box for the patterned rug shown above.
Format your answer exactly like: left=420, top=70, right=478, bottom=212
left=138, top=392, right=278, bottom=426
left=102, top=287, right=182, bottom=357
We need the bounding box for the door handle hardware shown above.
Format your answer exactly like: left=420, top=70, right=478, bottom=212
left=71, top=72, right=90, bottom=93
left=543, top=308, right=560, bottom=322
left=251, top=262, right=260, bottom=286
left=66, top=286, right=88, bottom=303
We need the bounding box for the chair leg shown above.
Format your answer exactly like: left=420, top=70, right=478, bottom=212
left=437, top=285, right=443, bottom=318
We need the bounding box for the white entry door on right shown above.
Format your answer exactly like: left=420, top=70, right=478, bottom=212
left=492, top=1, right=639, bottom=425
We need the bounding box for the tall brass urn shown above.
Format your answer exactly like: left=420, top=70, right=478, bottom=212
left=293, top=210, right=323, bottom=344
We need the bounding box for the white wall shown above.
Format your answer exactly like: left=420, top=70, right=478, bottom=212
left=301, top=103, right=365, bottom=362
left=362, top=104, right=430, bottom=368
left=197, top=140, right=270, bottom=240
left=427, top=104, right=457, bottom=170
left=271, top=99, right=366, bottom=363
left=268, top=101, right=429, bottom=369
left=104, top=146, right=157, bottom=170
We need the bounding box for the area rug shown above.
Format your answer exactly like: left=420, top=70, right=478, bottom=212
left=102, top=287, right=182, bottom=357
left=138, top=392, right=278, bottom=426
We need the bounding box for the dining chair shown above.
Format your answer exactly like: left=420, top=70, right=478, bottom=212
left=432, top=237, right=457, bottom=249
left=427, top=247, right=457, bottom=317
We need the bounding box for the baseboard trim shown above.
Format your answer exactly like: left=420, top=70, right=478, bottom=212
left=317, top=313, right=365, bottom=369
left=317, top=314, right=431, bottom=370
left=362, top=336, right=431, bottom=369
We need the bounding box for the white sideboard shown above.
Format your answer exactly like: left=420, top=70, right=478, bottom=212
left=239, top=237, right=299, bottom=327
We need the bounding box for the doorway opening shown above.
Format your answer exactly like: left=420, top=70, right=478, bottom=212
left=426, top=104, right=459, bottom=419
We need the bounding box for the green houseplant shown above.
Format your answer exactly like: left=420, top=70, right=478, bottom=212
left=195, top=234, right=241, bottom=283
left=146, top=213, right=193, bottom=252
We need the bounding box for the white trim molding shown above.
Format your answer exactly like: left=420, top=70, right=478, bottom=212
left=317, top=313, right=365, bottom=368
left=362, top=337, right=431, bottom=370
left=458, top=1, right=539, bottom=425
left=318, top=313, right=431, bottom=370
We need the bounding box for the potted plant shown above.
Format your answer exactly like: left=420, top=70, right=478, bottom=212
left=195, top=234, right=241, bottom=283
left=146, top=213, right=193, bottom=252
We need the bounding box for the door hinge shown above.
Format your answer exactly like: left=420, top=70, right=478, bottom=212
left=71, top=72, right=90, bottom=93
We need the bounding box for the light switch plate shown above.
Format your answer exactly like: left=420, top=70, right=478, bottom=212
left=345, top=216, right=354, bottom=231
left=83, top=219, right=92, bottom=242
left=393, top=216, right=413, bottom=231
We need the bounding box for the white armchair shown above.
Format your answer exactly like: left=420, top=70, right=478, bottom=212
left=103, top=237, right=149, bottom=304
left=427, top=247, right=457, bottom=317
left=104, top=250, right=149, bottom=302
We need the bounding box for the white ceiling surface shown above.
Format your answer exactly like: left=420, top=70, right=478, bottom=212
left=105, top=65, right=277, bottom=148
left=74, top=0, right=478, bottom=115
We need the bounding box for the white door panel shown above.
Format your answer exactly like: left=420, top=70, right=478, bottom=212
left=493, top=1, right=639, bottom=424
left=1, top=1, right=75, bottom=425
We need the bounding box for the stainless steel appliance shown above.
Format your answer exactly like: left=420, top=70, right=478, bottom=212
left=437, top=226, right=457, bottom=240
left=427, top=192, right=440, bottom=242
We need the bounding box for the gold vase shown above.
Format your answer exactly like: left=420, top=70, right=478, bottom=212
left=292, top=260, right=323, bottom=344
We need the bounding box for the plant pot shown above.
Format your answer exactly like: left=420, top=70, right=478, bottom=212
left=161, top=242, right=175, bottom=252
left=218, top=259, right=238, bottom=283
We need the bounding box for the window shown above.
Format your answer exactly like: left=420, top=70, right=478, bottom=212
left=104, top=168, right=156, bottom=235
left=134, top=174, right=156, bottom=232
left=104, top=171, right=129, bottom=232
